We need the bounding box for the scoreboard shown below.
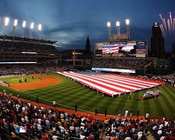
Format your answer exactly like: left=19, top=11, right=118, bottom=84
left=95, top=41, right=147, bottom=58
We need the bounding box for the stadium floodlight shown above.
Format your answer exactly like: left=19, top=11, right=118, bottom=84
left=4, top=17, right=9, bottom=35
left=125, top=19, right=130, bottom=26
left=14, top=19, right=18, bottom=27
left=116, top=21, right=120, bottom=27
left=29, top=22, right=34, bottom=37
left=38, top=24, right=42, bottom=31
left=107, top=21, right=111, bottom=28
left=30, top=22, right=34, bottom=29
left=116, top=21, right=120, bottom=35
left=125, top=19, right=130, bottom=40
left=22, top=21, right=26, bottom=28
left=13, top=19, right=18, bottom=36
left=37, top=24, right=42, bottom=38
left=107, top=22, right=111, bottom=41
left=21, top=21, right=26, bottom=37
left=4, top=17, right=9, bottom=26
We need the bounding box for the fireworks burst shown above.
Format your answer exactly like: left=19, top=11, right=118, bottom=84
left=159, top=12, right=175, bottom=38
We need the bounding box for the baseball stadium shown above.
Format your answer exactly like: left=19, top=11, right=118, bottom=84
left=0, top=17, right=175, bottom=140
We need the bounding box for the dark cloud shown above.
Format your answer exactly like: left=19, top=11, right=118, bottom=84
left=0, top=0, right=175, bottom=51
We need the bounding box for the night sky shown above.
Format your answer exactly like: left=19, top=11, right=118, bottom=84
left=0, top=0, right=175, bottom=52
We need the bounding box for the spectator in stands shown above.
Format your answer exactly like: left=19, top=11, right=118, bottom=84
left=0, top=91, right=174, bottom=140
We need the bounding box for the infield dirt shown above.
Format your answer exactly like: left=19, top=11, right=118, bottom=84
left=10, top=75, right=61, bottom=90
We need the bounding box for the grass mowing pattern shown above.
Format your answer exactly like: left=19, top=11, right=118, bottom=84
left=0, top=73, right=175, bottom=117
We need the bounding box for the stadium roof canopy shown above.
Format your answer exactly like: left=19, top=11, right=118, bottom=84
left=0, top=35, right=57, bottom=44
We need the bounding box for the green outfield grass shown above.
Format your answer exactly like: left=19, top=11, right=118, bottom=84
left=0, top=75, right=40, bottom=84
left=0, top=73, right=175, bottom=117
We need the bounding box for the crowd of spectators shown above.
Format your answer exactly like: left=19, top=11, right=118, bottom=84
left=92, top=58, right=153, bottom=69
left=150, top=73, right=175, bottom=86
left=159, top=73, right=175, bottom=82
left=0, top=40, right=60, bottom=66
left=0, top=92, right=100, bottom=140
left=0, top=91, right=174, bottom=140
left=0, top=65, right=72, bottom=76
left=0, top=41, right=58, bottom=54
left=104, top=117, right=175, bottom=140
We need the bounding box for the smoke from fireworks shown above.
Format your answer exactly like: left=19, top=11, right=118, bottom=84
left=159, top=12, right=175, bottom=38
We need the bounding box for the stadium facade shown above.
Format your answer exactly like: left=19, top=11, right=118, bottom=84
left=0, top=35, right=61, bottom=65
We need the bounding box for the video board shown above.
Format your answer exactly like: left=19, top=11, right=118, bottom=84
left=95, top=41, right=147, bottom=58
left=135, top=41, right=147, bottom=57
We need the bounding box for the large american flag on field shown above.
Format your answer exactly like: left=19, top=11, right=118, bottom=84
left=102, top=44, right=119, bottom=54
left=57, top=71, right=164, bottom=97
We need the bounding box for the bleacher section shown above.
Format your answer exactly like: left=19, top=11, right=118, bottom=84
left=0, top=92, right=174, bottom=140
left=0, top=36, right=60, bottom=64
left=92, top=58, right=155, bottom=70
left=0, top=65, right=71, bottom=76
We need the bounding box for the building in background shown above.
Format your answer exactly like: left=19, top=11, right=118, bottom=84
left=58, top=36, right=93, bottom=68
left=151, top=22, right=165, bottom=58
left=85, top=36, right=91, bottom=53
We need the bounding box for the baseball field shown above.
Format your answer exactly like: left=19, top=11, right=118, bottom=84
left=0, top=73, right=175, bottom=118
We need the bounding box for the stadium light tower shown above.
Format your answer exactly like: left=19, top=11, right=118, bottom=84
left=21, top=20, right=26, bottom=37
left=29, top=22, right=34, bottom=37
left=12, top=19, right=18, bottom=36
left=37, top=24, right=42, bottom=38
left=107, top=21, right=111, bottom=41
left=116, top=21, right=120, bottom=35
left=4, top=17, right=9, bottom=35
left=125, top=19, right=130, bottom=40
